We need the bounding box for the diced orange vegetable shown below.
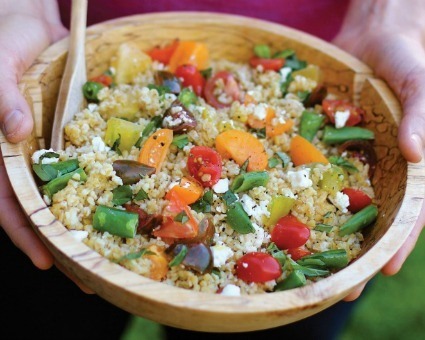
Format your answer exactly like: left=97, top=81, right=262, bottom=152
left=215, top=130, right=268, bottom=171
left=145, top=245, right=169, bottom=280
left=243, top=93, right=257, bottom=105
left=138, top=129, right=173, bottom=173
left=290, top=135, right=329, bottom=166
left=147, top=39, right=179, bottom=65
left=165, top=177, right=204, bottom=205
left=168, top=41, right=209, bottom=73
left=265, top=107, right=294, bottom=137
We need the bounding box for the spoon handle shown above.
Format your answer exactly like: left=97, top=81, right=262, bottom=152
left=51, top=0, right=88, bottom=150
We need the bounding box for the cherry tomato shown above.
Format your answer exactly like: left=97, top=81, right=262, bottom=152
left=287, top=247, right=311, bottom=261
left=249, top=57, right=285, bottom=71
left=90, top=74, right=113, bottom=87
left=271, top=215, right=310, bottom=250
left=204, top=71, right=240, bottom=109
left=342, top=188, right=372, bottom=213
left=147, top=39, right=179, bottom=65
left=322, top=99, right=365, bottom=127
left=174, top=64, right=205, bottom=96
left=187, top=146, right=222, bottom=187
left=236, top=252, right=282, bottom=283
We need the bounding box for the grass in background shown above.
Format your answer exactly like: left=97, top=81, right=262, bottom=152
left=122, top=233, right=425, bottom=340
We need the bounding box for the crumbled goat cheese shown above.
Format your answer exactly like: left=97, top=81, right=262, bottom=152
left=171, top=106, right=183, bottom=114
left=163, top=115, right=182, bottom=127
left=221, top=284, right=241, bottom=296
left=287, top=168, right=313, bottom=190
left=239, top=223, right=268, bottom=252
left=88, top=103, right=98, bottom=112
left=281, top=188, right=297, bottom=199
left=212, top=178, right=229, bottom=194
left=91, top=136, right=109, bottom=152
left=211, top=242, right=234, bottom=267
left=31, top=149, right=59, bottom=164
left=240, top=195, right=270, bottom=223
left=335, top=109, right=350, bottom=128
left=330, top=191, right=350, bottom=213
left=280, top=67, right=292, bottom=82
left=69, top=230, right=89, bottom=242
left=253, top=103, right=268, bottom=120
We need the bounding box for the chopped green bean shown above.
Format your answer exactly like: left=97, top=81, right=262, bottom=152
left=275, top=270, right=306, bottom=291
left=230, top=171, right=269, bottom=193
left=300, top=110, right=324, bottom=142
left=82, top=81, right=104, bottom=102
left=41, top=168, right=87, bottom=198
left=223, top=190, right=238, bottom=206
left=33, top=159, right=79, bottom=182
left=267, top=242, right=287, bottom=266
left=297, top=249, right=349, bottom=269
left=322, top=126, right=375, bottom=144
left=226, top=202, right=255, bottom=234
left=290, top=259, right=329, bottom=277
left=339, top=204, right=378, bottom=236
left=93, top=205, right=139, bottom=238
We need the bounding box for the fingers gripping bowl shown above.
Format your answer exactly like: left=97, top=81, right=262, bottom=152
left=2, top=13, right=424, bottom=332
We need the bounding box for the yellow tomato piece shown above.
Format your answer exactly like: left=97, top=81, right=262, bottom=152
left=138, top=129, right=173, bottom=173
left=104, top=117, right=143, bottom=152
left=165, top=177, right=204, bottom=205
left=290, top=135, right=329, bottom=166
left=319, top=165, right=346, bottom=195
left=215, top=129, right=268, bottom=172
left=265, top=107, right=294, bottom=137
left=146, top=245, right=169, bottom=281
left=265, top=195, right=295, bottom=227
left=292, top=64, right=322, bottom=83
left=168, top=41, right=209, bottom=73
left=111, top=42, right=152, bottom=84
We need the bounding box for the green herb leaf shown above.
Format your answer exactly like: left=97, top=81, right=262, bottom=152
left=254, top=44, right=271, bottom=58
left=114, top=248, right=156, bottom=263
left=111, top=134, right=122, bottom=155
left=190, top=190, right=213, bottom=213
left=285, top=55, right=307, bottom=71
left=223, top=190, right=238, bottom=206
left=174, top=211, right=189, bottom=224
left=200, top=67, right=213, bottom=79
left=323, top=211, right=332, bottom=218
left=328, top=156, right=359, bottom=173
left=169, top=245, right=188, bottom=267
left=250, top=127, right=266, bottom=139
left=226, top=201, right=255, bottom=234
left=172, top=134, right=189, bottom=149
left=289, top=259, right=329, bottom=277
left=267, top=242, right=286, bottom=266
left=147, top=84, right=172, bottom=96
left=211, top=268, right=221, bottom=278
left=32, top=159, right=79, bottom=182
left=268, top=157, right=280, bottom=168
left=230, top=171, right=269, bottom=193
left=280, top=74, right=293, bottom=95
left=178, top=88, right=198, bottom=107
left=276, top=152, right=291, bottom=168
left=112, top=185, right=133, bottom=206
left=38, top=152, right=60, bottom=164
left=315, top=223, right=334, bottom=232
left=240, top=159, right=249, bottom=174
left=134, top=136, right=143, bottom=149
left=273, top=49, right=295, bottom=59
left=297, top=90, right=310, bottom=102
left=142, top=116, right=163, bottom=138
left=134, top=188, right=149, bottom=201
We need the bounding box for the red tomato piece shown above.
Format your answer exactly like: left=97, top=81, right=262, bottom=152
left=90, top=74, right=113, bottom=87
left=249, top=57, right=285, bottom=71
left=342, top=188, right=372, bottom=213
left=287, top=247, right=311, bottom=261
left=236, top=252, right=282, bottom=283
left=271, top=215, right=311, bottom=250
left=322, top=99, right=365, bottom=127
left=147, top=39, right=179, bottom=65
left=187, top=146, right=222, bottom=187
left=174, top=64, right=206, bottom=96
left=204, top=71, right=240, bottom=109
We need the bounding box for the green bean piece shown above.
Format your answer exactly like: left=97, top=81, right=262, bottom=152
left=300, top=110, right=324, bottom=142
left=33, top=159, right=79, bottom=182
left=41, top=168, right=87, bottom=198
left=93, top=205, right=139, bottom=238
left=297, top=249, right=349, bottom=269
left=290, top=259, right=329, bottom=277
left=169, top=244, right=188, bottom=267
left=275, top=270, right=306, bottom=291
left=267, top=242, right=287, bottom=266
left=322, top=126, right=375, bottom=144
left=339, top=204, right=378, bottom=236
left=230, top=171, right=269, bottom=193
left=82, top=81, right=104, bottom=102
left=226, top=202, right=255, bottom=234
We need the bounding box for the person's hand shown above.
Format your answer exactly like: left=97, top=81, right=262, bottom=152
left=0, top=0, right=93, bottom=294
left=332, top=0, right=425, bottom=301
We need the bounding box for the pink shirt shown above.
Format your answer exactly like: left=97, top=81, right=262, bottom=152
left=58, top=0, right=348, bottom=41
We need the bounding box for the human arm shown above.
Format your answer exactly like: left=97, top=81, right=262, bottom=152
left=332, top=0, right=425, bottom=300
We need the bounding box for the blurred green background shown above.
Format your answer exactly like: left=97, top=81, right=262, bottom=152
left=121, top=232, right=425, bottom=340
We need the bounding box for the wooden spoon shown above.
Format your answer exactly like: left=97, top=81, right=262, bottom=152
left=50, top=0, right=88, bottom=150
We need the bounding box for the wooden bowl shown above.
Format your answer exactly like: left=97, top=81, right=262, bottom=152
left=2, top=12, right=424, bottom=332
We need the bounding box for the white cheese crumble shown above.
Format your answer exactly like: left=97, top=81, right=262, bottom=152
left=31, top=149, right=59, bottom=164
left=212, top=178, right=229, bottom=194
left=253, top=103, right=268, bottom=120
left=281, top=188, right=297, bottom=199
left=330, top=191, right=350, bottom=213
left=211, top=242, right=234, bottom=267
left=287, top=168, right=313, bottom=190
left=221, top=284, right=241, bottom=296
left=69, top=230, right=89, bottom=242
left=87, top=103, right=98, bottom=112
left=91, top=136, right=109, bottom=152
left=335, top=109, right=350, bottom=128
left=238, top=223, right=269, bottom=252
left=163, top=115, right=182, bottom=127
left=240, top=195, right=270, bottom=224
left=280, top=67, right=292, bottom=82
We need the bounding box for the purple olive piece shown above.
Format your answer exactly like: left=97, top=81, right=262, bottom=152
left=154, top=71, right=181, bottom=94
left=113, top=160, right=155, bottom=185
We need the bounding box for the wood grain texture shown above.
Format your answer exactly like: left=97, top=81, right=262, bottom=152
left=2, top=12, right=424, bottom=332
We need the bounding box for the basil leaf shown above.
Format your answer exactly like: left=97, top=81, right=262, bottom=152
left=273, top=49, right=295, bottom=59
left=142, top=116, right=163, bottom=138
left=172, top=134, right=189, bottom=149
left=200, top=67, right=213, bottom=79
left=267, top=242, right=286, bottom=266
left=240, top=159, right=249, bottom=174
left=254, top=44, right=271, bottom=59
left=223, top=190, right=238, bottom=206
left=169, top=245, right=188, bottom=267
left=134, top=136, right=143, bottom=149
left=114, top=248, right=156, bottom=263
left=268, top=157, right=280, bottom=168
left=134, top=188, right=149, bottom=201
left=297, top=90, right=310, bottom=102
left=328, top=156, right=359, bottom=173
left=290, top=259, right=329, bottom=277
left=112, top=185, right=133, bottom=205
left=280, top=74, right=293, bottom=95
left=276, top=152, right=291, bottom=168
left=178, top=88, right=198, bottom=107
left=315, top=223, right=334, bottom=232
left=147, top=84, right=171, bottom=96
left=111, top=134, right=122, bottom=155
left=174, top=211, right=189, bottom=224
left=285, top=55, right=307, bottom=71
left=250, top=128, right=266, bottom=139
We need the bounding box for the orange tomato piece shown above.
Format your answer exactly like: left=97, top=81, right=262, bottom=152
left=145, top=245, right=169, bottom=281
left=265, top=107, right=294, bottom=137
left=165, top=177, right=204, bottom=205
left=138, top=129, right=173, bottom=174
left=147, top=39, right=179, bottom=65
left=215, top=129, right=268, bottom=172
left=290, top=135, right=329, bottom=166
left=168, top=41, right=209, bottom=73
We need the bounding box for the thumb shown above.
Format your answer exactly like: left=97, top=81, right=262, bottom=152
left=0, top=75, right=34, bottom=143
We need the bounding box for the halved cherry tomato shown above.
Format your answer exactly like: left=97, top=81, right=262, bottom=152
left=271, top=215, right=310, bottom=250
left=147, top=39, right=179, bottom=65
left=322, top=99, right=365, bottom=127
left=90, top=74, right=113, bottom=87
left=187, top=146, right=222, bottom=187
left=236, top=252, right=282, bottom=283
left=204, top=71, right=240, bottom=109
left=175, top=64, right=205, bottom=96
left=165, top=176, right=204, bottom=205
left=153, top=191, right=198, bottom=239
left=249, top=57, right=285, bottom=71
left=342, top=188, right=372, bottom=213
left=287, top=247, right=311, bottom=261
